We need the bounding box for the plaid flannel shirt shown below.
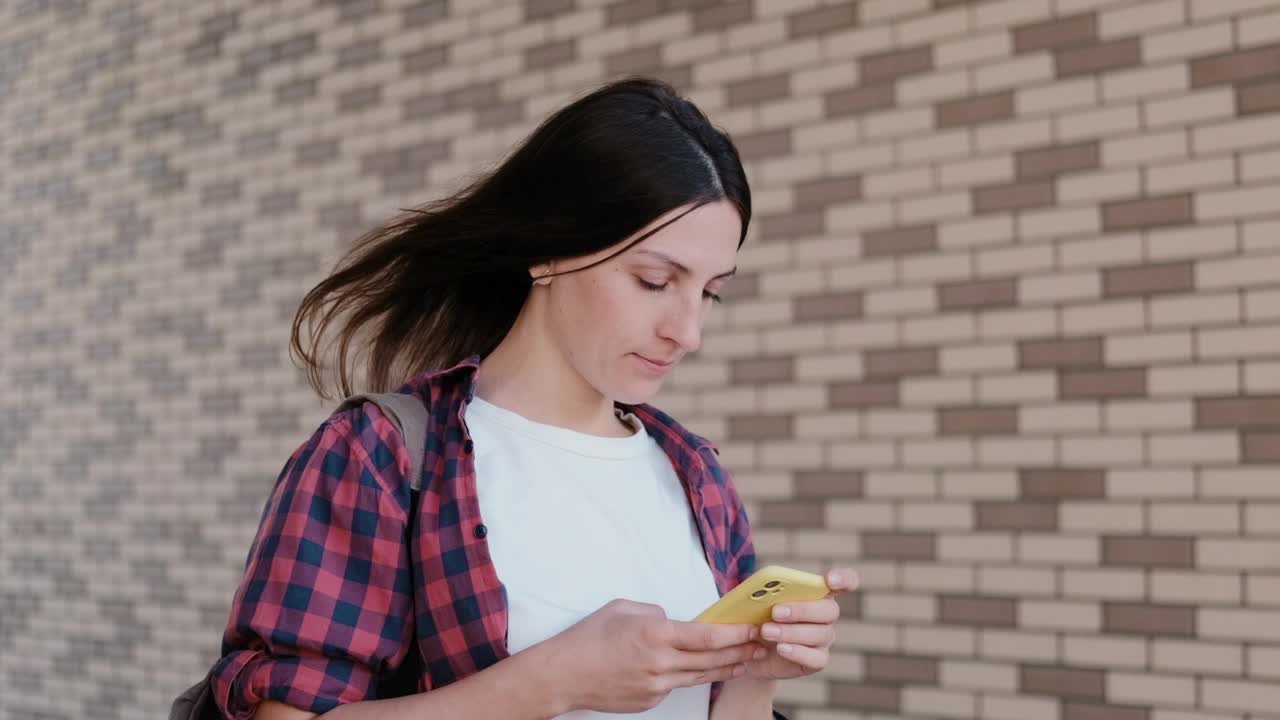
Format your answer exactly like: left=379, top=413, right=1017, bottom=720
left=211, top=354, right=785, bottom=718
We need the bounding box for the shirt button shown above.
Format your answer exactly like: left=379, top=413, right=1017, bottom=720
left=463, top=439, right=474, bottom=453
left=474, top=523, right=488, bottom=539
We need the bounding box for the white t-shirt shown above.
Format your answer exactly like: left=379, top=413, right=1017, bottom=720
left=467, top=395, right=723, bottom=719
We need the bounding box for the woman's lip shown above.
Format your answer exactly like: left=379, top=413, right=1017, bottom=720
left=635, top=354, right=675, bottom=371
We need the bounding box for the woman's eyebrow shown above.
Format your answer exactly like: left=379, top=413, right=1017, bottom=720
left=635, top=249, right=737, bottom=279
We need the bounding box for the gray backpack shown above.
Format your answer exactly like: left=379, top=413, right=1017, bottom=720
left=169, top=391, right=430, bottom=719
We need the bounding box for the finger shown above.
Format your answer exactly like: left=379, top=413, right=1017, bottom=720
left=668, top=620, right=756, bottom=651
left=759, top=621, right=836, bottom=648
left=670, top=642, right=767, bottom=672
left=774, top=641, right=830, bottom=671
left=823, top=568, right=858, bottom=594
left=666, top=660, right=749, bottom=689
left=770, top=597, right=840, bottom=624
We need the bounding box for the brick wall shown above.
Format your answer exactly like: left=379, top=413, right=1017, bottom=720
left=1, top=0, right=1278, bottom=718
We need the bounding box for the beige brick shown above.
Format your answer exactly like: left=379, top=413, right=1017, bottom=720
left=976, top=53, right=1056, bottom=92
left=1199, top=539, right=1280, bottom=571
left=940, top=155, right=1017, bottom=188
left=865, top=409, right=936, bottom=437
left=981, top=695, right=1060, bottom=720
left=792, top=530, right=860, bottom=558
left=900, top=191, right=973, bottom=223
left=1016, top=77, right=1100, bottom=115
left=1149, top=363, right=1240, bottom=396
left=904, top=626, right=978, bottom=656
left=1198, top=182, right=1280, bottom=222
left=795, top=353, right=864, bottom=381
left=1099, top=0, right=1185, bottom=38
left=978, top=437, right=1056, bottom=465
left=1244, top=503, right=1280, bottom=535
left=828, top=500, right=896, bottom=530
left=938, top=215, right=1016, bottom=249
left=1060, top=502, right=1145, bottom=532
left=760, top=384, right=829, bottom=412
left=1150, top=432, right=1240, bottom=464
left=866, top=472, right=937, bottom=499
left=1058, top=168, right=1143, bottom=203
left=836, top=620, right=898, bottom=652
left=1062, top=635, right=1148, bottom=669
left=1062, top=298, right=1146, bottom=333
left=901, top=438, right=977, bottom=468
left=1107, top=671, right=1196, bottom=707
left=936, top=29, right=1014, bottom=66
left=901, top=69, right=973, bottom=104
left=1152, top=571, right=1242, bottom=605
left=977, top=117, right=1057, bottom=152
left=1245, top=360, right=1280, bottom=392
left=902, top=377, right=977, bottom=406
left=1239, top=5, right=1280, bottom=43
left=761, top=440, right=826, bottom=468
left=1199, top=252, right=1280, bottom=290
left=903, top=314, right=980, bottom=344
left=979, top=567, right=1057, bottom=596
left=1060, top=233, right=1144, bottom=271
left=941, top=660, right=1018, bottom=692
left=903, top=563, right=978, bottom=592
left=1019, top=535, right=1101, bottom=565
left=903, top=687, right=977, bottom=719
left=1019, top=207, right=1102, bottom=241
left=1202, top=608, right=1280, bottom=642
left=942, top=344, right=1017, bottom=373
left=939, top=534, right=1016, bottom=562
left=1063, top=569, right=1146, bottom=599
left=1105, top=399, right=1193, bottom=431
left=1190, top=0, right=1280, bottom=20
left=829, top=262, right=897, bottom=293
left=977, top=372, right=1057, bottom=403
left=1104, top=63, right=1190, bottom=103
left=865, top=592, right=937, bottom=622
left=1146, top=223, right=1238, bottom=262
left=1101, top=129, right=1188, bottom=167
left=1057, top=103, right=1141, bottom=142
left=1246, top=288, right=1280, bottom=321
left=1150, top=503, right=1240, bottom=533
left=1021, top=403, right=1103, bottom=432
left=1154, top=640, right=1244, bottom=675
left=978, top=308, right=1059, bottom=341
left=1198, top=324, right=1280, bottom=359
left=792, top=117, right=861, bottom=153
left=1061, top=435, right=1144, bottom=465
left=1149, top=292, right=1240, bottom=328
left=863, top=106, right=934, bottom=140
left=858, top=0, right=930, bottom=22
left=1201, top=678, right=1280, bottom=715
left=902, top=129, right=974, bottom=164
left=1020, top=270, right=1103, bottom=304
left=974, top=0, right=1055, bottom=30
left=1200, top=467, right=1280, bottom=498
left=1145, top=20, right=1233, bottom=62
left=830, top=440, right=897, bottom=468
left=941, top=471, right=1019, bottom=499
left=1242, top=146, right=1280, bottom=182
left=1244, top=218, right=1280, bottom=252
left=828, top=142, right=896, bottom=174
left=1105, top=330, right=1193, bottom=364
left=899, top=4, right=972, bottom=44
left=863, top=167, right=934, bottom=199
left=1020, top=601, right=1101, bottom=631
left=1194, top=114, right=1280, bottom=154
left=980, top=629, right=1058, bottom=662
left=1145, top=156, right=1236, bottom=195
left=978, top=245, right=1057, bottom=278
left=795, top=411, right=862, bottom=439
left=1249, top=646, right=1280, bottom=678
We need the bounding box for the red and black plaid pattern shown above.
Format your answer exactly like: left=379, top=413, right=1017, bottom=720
left=211, top=355, right=761, bottom=718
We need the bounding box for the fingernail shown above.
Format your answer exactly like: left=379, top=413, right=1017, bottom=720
left=762, top=624, right=781, bottom=640
left=773, top=606, right=791, bottom=620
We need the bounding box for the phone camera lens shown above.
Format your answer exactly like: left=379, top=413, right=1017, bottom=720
left=764, top=581, right=781, bottom=588
left=751, top=589, right=767, bottom=598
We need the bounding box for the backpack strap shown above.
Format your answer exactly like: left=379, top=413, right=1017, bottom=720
left=337, top=392, right=431, bottom=492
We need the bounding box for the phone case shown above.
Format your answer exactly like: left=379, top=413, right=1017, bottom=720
left=694, top=565, right=830, bottom=626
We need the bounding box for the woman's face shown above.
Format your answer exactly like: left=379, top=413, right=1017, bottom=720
left=538, top=200, right=742, bottom=405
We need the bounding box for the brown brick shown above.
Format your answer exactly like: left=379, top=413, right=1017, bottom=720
left=728, top=414, right=793, bottom=441
left=403, top=45, right=448, bottom=74
left=830, top=682, right=901, bottom=713
left=866, top=653, right=940, bottom=685
left=1013, top=13, right=1098, bottom=54
left=936, top=90, right=1015, bottom=128
left=939, top=277, right=1018, bottom=310
left=796, top=175, right=862, bottom=210
left=1103, top=536, right=1195, bottom=568
left=731, top=356, right=794, bottom=384
left=826, top=83, right=897, bottom=117
left=1020, top=664, right=1106, bottom=700
left=862, top=224, right=937, bottom=257
left=933, top=0, right=970, bottom=7
left=974, top=180, right=1055, bottom=214
left=863, top=531, right=936, bottom=561
left=759, top=500, right=825, bottom=528
left=860, top=45, right=933, bottom=84
left=1190, top=43, right=1280, bottom=88
left=1102, top=193, right=1194, bottom=231
left=759, top=209, right=824, bottom=241
left=1016, top=140, right=1101, bottom=180
left=795, top=470, right=864, bottom=498
left=866, top=347, right=938, bottom=378
left=1019, top=337, right=1103, bottom=370
left=1056, top=37, right=1142, bottom=78
left=941, top=406, right=1019, bottom=436
left=976, top=501, right=1059, bottom=530
left=1060, top=368, right=1146, bottom=399
left=606, top=44, right=661, bottom=75
left=795, top=291, right=864, bottom=321
left=604, top=0, right=662, bottom=26
left=1020, top=468, right=1106, bottom=499
left=1104, top=602, right=1196, bottom=637
left=1065, top=702, right=1151, bottom=720
left=1103, top=261, right=1194, bottom=298
left=691, top=0, right=752, bottom=33
left=940, top=595, right=1017, bottom=627
left=726, top=73, right=790, bottom=107
left=1239, top=78, right=1280, bottom=115
left=1196, top=396, right=1280, bottom=429
left=830, top=380, right=900, bottom=408
left=788, top=3, right=858, bottom=38
left=720, top=272, right=759, bottom=301
left=524, top=0, right=574, bottom=20
left=734, top=128, right=792, bottom=160
left=1243, top=431, right=1280, bottom=463
left=525, top=39, right=575, bottom=69
left=836, top=590, right=862, bottom=619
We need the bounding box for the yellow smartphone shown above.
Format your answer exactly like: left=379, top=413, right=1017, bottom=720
left=694, top=565, right=830, bottom=627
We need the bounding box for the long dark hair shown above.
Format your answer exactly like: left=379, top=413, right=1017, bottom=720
left=290, top=75, right=753, bottom=400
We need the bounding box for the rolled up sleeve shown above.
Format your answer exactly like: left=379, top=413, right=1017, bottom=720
left=211, top=405, right=416, bottom=719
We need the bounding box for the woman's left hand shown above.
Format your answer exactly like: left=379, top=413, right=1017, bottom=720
left=744, top=567, right=858, bottom=680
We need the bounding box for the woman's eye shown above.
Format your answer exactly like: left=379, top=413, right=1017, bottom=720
left=637, top=278, right=722, bottom=304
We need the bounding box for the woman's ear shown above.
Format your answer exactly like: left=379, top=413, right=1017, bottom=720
left=530, top=263, right=554, bottom=286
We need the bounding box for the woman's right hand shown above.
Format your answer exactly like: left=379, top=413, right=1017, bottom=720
left=531, top=598, right=765, bottom=714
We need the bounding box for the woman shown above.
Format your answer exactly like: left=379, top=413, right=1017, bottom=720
left=209, top=76, right=856, bottom=719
